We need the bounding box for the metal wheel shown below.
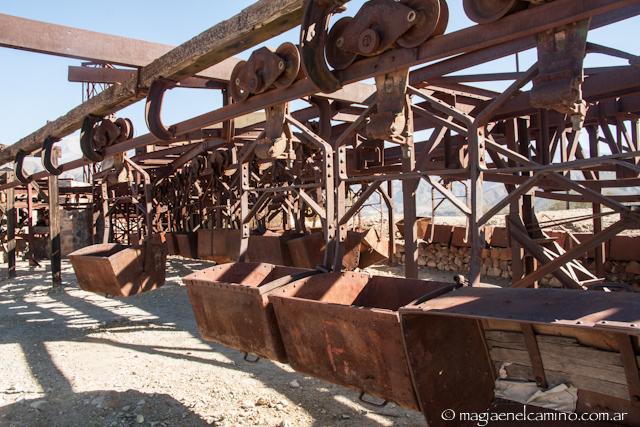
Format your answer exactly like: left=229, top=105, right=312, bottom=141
left=229, top=60, right=250, bottom=102
left=326, top=17, right=359, bottom=71
left=463, top=0, right=523, bottom=24
left=397, top=0, right=442, bottom=48
left=274, top=42, right=301, bottom=89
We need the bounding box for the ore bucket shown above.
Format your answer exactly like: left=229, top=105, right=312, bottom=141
left=268, top=272, right=455, bottom=409
left=69, top=234, right=168, bottom=297
left=183, top=262, right=313, bottom=362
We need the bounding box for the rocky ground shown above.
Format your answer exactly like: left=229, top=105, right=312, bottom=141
left=0, top=259, right=426, bottom=427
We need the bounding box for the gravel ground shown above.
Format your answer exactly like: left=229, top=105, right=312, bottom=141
left=0, top=258, right=426, bottom=427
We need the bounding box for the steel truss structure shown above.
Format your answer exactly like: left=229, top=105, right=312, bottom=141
left=1, top=0, right=640, bottom=423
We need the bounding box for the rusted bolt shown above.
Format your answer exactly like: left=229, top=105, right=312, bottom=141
left=407, top=10, right=417, bottom=23
left=278, top=60, right=285, bottom=71
left=336, top=36, right=345, bottom=48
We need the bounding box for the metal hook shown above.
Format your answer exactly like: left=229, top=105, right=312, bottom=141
left=42, top=136, right=63, bottom=176
left=145, top=78, right=178, bottom=141
left=80, top=115, right=105, bottom=162
left=300, top=0, right=344, bottom=93
left=14, top=149, right=33, bottom=184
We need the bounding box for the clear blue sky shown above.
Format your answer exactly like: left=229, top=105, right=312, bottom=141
left=1, top=1, right=638, bottom=164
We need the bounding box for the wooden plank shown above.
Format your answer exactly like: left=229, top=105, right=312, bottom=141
left=486, top=330, right=640, bottom=401
left=48, top=174, right=61, bottom=287
left=0, top=0, right=305, bottom=165
left=5, top=171, right=16, bottom=278
left=0, top=13, right=238, bottom=81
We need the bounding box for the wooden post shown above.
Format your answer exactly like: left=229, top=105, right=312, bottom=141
left=48, top=173, right=61, bottom=287
left=6, top=172, right=16, bottom=278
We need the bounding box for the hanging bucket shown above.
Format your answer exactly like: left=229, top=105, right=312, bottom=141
left=184, top=262, right=314, bottom=362
left=269, top=272, right=455, bottom=409
left=69, top=234, right=167, bottom=297
left=197, top=229, right=242, bottom=263
left=174, top=232, right=197, bottom=258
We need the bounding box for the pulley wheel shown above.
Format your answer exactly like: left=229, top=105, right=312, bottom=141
left=463, top=0, right=522, bottom=24
left=274, top=42, right=301, bottom=89
left=397, top=0, right=442, bottom=49
left=229, top=60, right=250, bottom=102
left=326, top=17, right=359, bottom=71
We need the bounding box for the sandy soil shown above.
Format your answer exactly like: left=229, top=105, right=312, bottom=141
left=0, top=258, right=427, bottom=427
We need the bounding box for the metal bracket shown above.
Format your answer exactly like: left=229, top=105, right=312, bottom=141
left=42, top=136, right=62, bottom=176
left=300, top=0, right=346, bottom=93
left=145, top=77, right=178, bottom=141
left=368, top=69, right=412, bottom=144
left=531, top=19, right=590, bottom=130
left=14, top=150, right=32, bottom=184
left=255, top=104, right=294, bottom=160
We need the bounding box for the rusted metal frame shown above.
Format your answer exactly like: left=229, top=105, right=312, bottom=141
left=521, top=324, right=548, bottom=389
left=242, top=191, right=272, bottom=227
left=99, top=181, right=110, bottom=243
left=285, top=115, right=336, bottom=268
left=422, top=176, right=471, bottom=216
left=295, top=189, right=326, bottom=220
left=335, top=103, right=376, bottom=147
left=24, top=183, right=39, bottom=267
left=378, top=184, right=396, bottom=267
left=547, top=173, right=639, bottom=224
left=408, top=87, right=474, bottom=127
left=477, top=174, right=546, bottom=228
left=5, top=172, right=16, bottom=278
left=614, top=334, right=640, bottom=406
left=412, top=105, right=468, bottom=136
left=147, top=2, right=640, bottom=156
left=161, top=140, right=223, bottom=176
left=2, top=0, right=627, bottom=186
left=587, top=42, right=640, bottom=63
left=0, top=0, right=306, bottom=166
left=339, top=0, right=637, bottom=88
left=508, top=216, right=585, bottom=289
left=339, top=182, right=382, bottom=226
left=513, top=218, right=630, bottom=289
left=123, top=157, right=153, bottom=237
left=48, top=171, right=61, bottom=287
left=464, top=65, right=538, bottom=285
left=490, top=149, right=640, bottom=175
left=3, top=0, right=634, bottom=175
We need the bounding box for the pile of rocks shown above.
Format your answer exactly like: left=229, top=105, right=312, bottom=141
left=393, top=221, right=640, bottom=287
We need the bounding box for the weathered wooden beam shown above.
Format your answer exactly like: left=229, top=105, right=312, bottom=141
left=0, top=0, right=305, bottom=166
left=48, top=173, right=61, bottom=287
left=0, top=13, right=238, bottom=82
left=5, top=172, right=16, bottom=278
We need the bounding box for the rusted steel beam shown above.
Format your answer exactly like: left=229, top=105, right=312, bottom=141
left=0, top=0, right=306, bottom=166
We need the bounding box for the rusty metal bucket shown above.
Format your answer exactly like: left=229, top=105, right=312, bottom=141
left=286, top=231, right=383, bottom=270
left=197, top=228, right=241, bottom=263
left=184, top=262, right=313, bottom=362
left=246, top=231, right=303, bottom=265
left=174, top=232, right=197, bottom=258
left=69, top=234, right=167, bottom=297
left=269, top=272, right=455, bottom=409
left=400, top=287, right=640, bottom=426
